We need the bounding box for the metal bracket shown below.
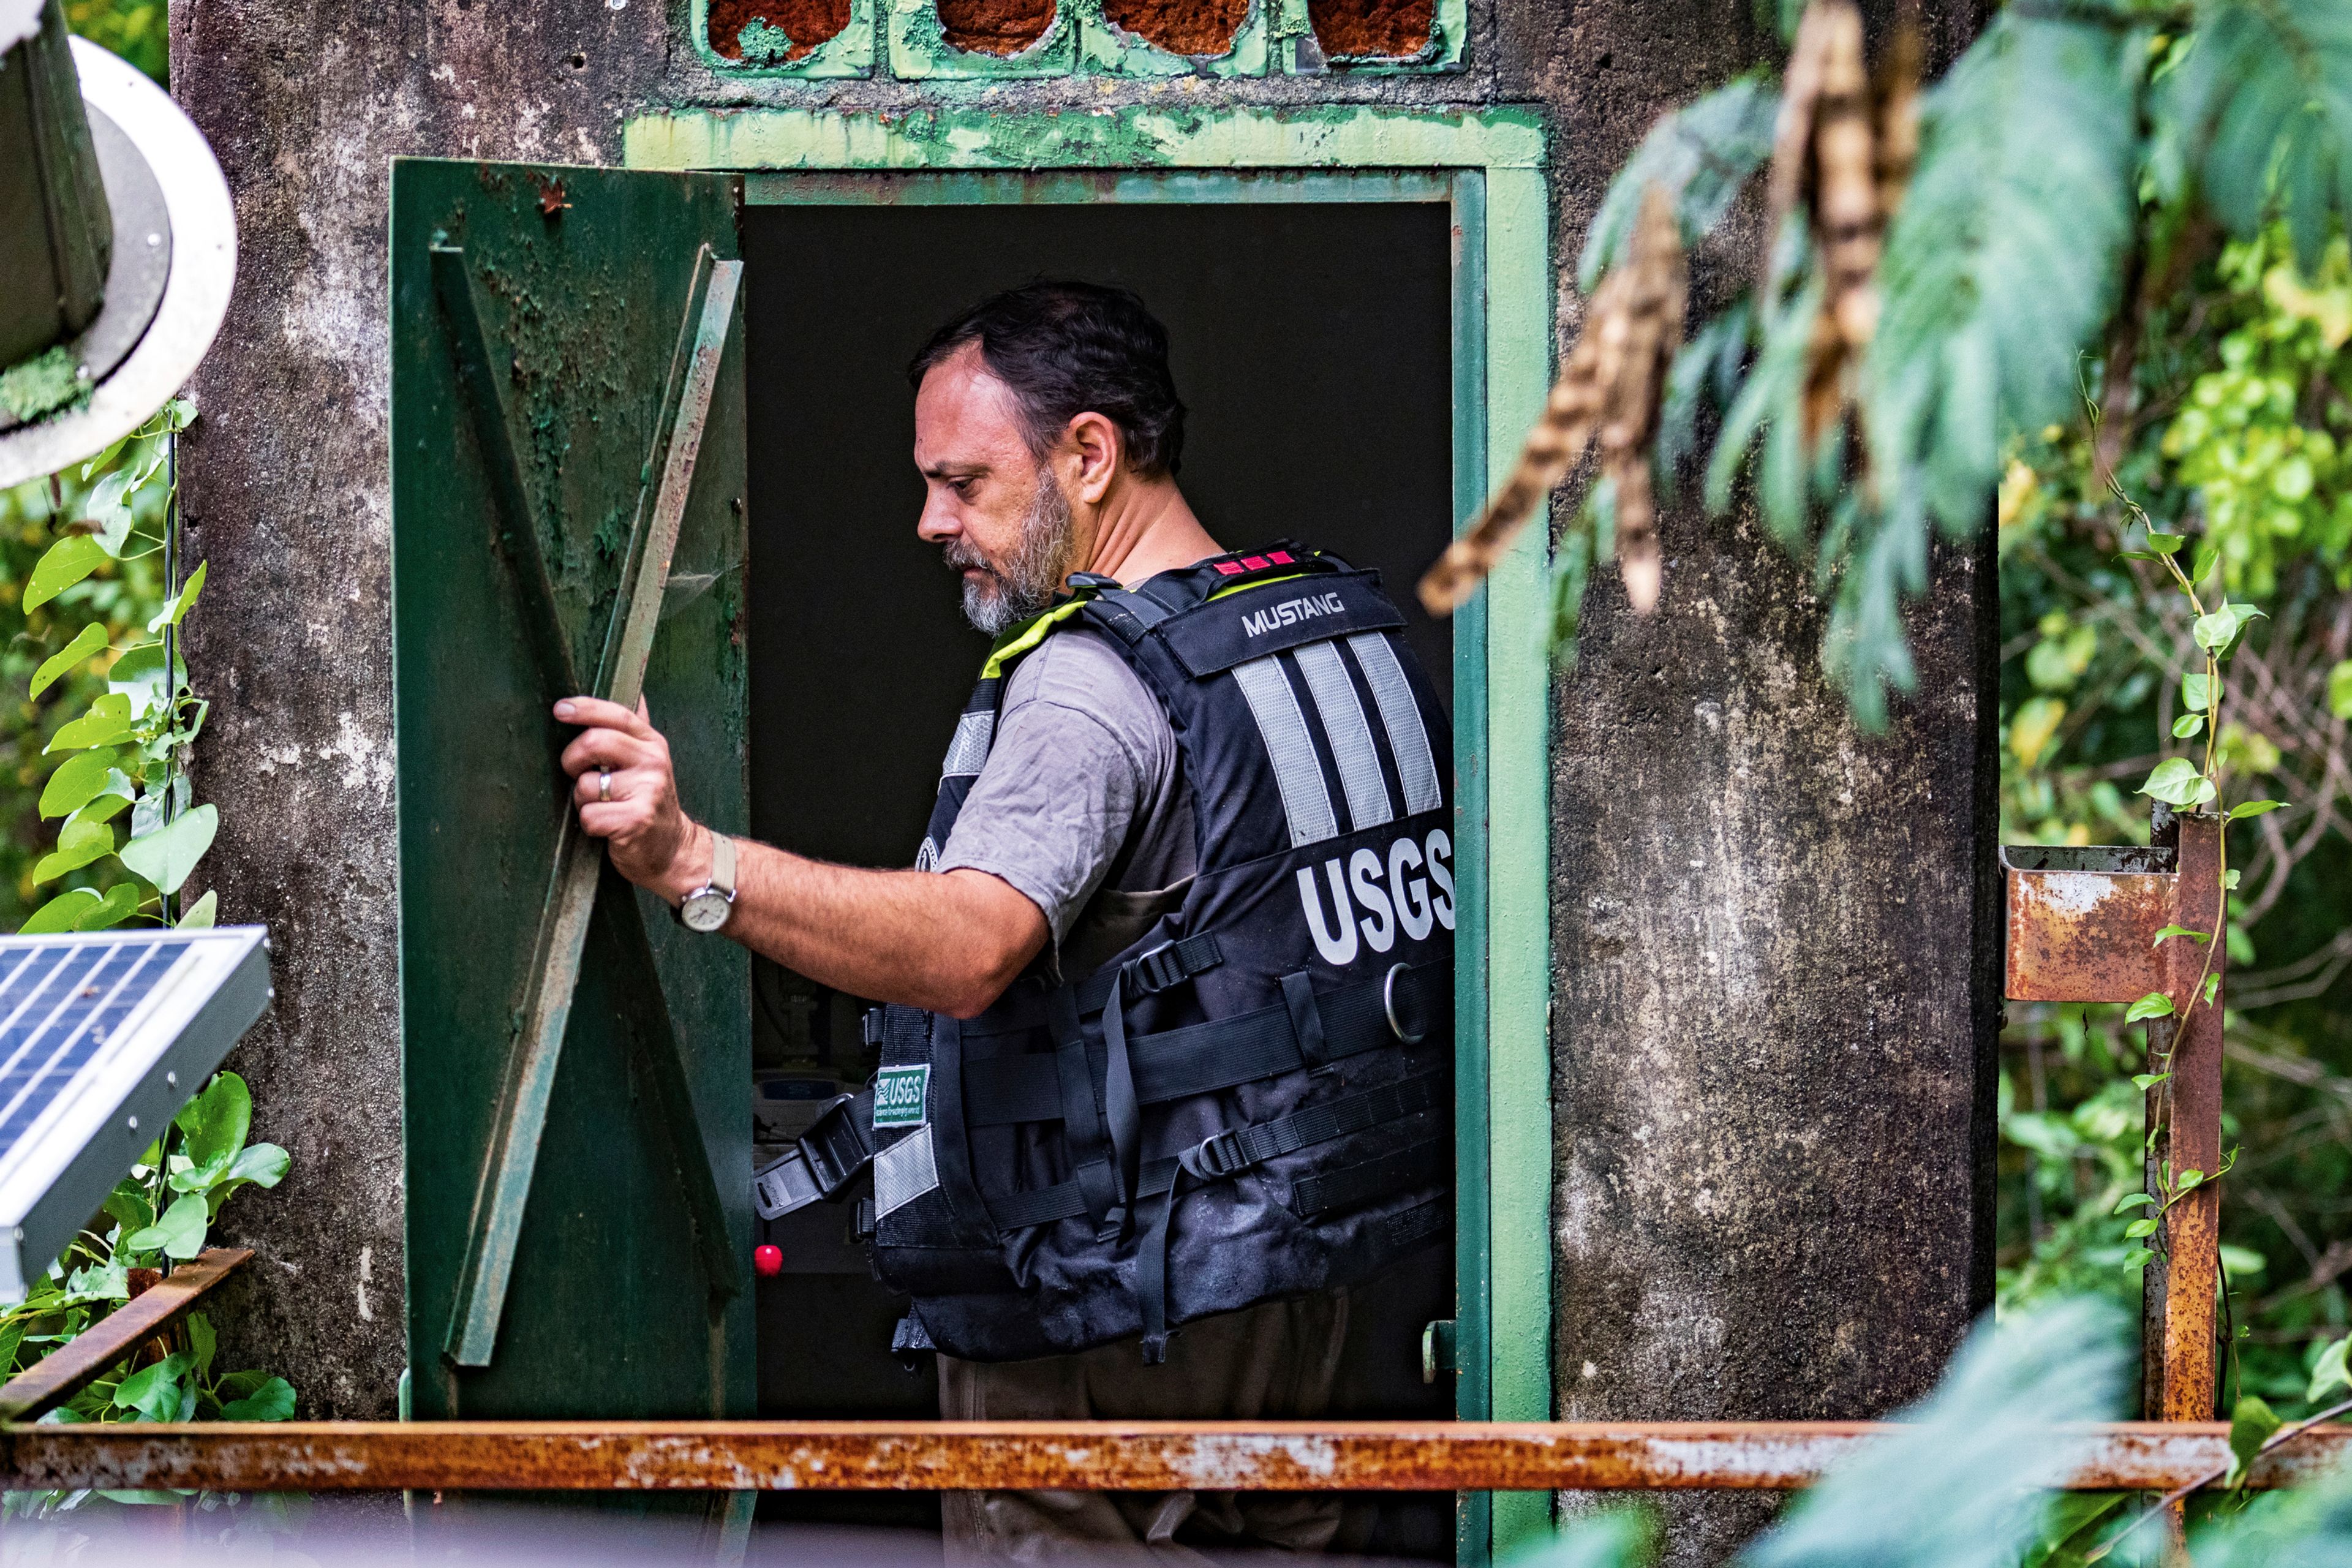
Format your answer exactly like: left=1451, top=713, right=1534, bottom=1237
left=2002, top=814, right=2226, bottom=1427
left=435, top=242, right=745, bottom=1370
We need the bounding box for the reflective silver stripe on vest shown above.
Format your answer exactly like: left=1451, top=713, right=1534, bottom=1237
left=873, top=1125, right=940, bottom=1220
left=1229, top=655, right=1339, bottom=847
left=940, top=710, right=995, bottom=779
left=1348, top=633, right=1442, bottom=816
left=1293, top=639, right=1393, bottom=832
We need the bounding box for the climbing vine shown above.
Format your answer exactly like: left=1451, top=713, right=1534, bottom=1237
left=6, top=401, right=218, bottom=934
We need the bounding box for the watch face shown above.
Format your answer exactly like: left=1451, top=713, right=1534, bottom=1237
left=680, top=890, right=731, bottom=933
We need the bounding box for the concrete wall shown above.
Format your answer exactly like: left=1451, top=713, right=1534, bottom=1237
left=169, top=0, right=1991, bottom=1550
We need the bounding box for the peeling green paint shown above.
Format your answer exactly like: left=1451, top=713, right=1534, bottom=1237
left=690, top=0, right=876, bottom=80
left=1079, top=0, right=1268, bottom=77
left=1275, top=0, right=1464, bottom=73
left=625, top=102, right=1543, bottom=173
left=887, top=0, right=1078, bottom=80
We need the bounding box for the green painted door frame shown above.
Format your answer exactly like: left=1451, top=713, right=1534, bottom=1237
left=627, top=105, right=1556, bottom=1561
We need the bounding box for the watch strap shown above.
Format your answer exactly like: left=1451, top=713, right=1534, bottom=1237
left=710, top=831, right=737, bottom=900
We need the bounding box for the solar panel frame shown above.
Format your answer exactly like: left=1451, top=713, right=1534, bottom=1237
left=0, top=925, right=272, bottom=1302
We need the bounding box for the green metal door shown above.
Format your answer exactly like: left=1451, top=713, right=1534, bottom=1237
left=391, top=159, right=752, bottom=1420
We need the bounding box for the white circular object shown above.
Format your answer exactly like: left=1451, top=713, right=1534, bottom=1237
left=0, top=39, right=238, bottom=489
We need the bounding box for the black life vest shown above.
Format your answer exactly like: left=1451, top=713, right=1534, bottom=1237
left=758, top=545, right=1454, bottom=1364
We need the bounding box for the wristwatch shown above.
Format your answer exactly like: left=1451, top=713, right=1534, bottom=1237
left=676, top=831, right=737, bottom=934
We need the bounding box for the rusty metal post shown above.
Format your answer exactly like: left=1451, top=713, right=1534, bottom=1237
left=2143, top=812, right=2225, bottom=1426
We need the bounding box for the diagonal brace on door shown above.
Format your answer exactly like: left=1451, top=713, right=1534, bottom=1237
left=432, top=241, right=745, bottom=1370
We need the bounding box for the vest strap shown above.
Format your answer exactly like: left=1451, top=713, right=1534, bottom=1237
left=960, top=959, right=1451, bottom=1128
left=989, top=1069, right=1448, bottom=1234
left=1291, top=1135, right=1449, bottom=1218
left=752, top=1087, right=875, bottom=1221
left=1178, top=1069, right=1449, bottom=1182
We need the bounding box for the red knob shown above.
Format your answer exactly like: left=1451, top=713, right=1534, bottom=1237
left=753, top=1244, right=783, bottom=1278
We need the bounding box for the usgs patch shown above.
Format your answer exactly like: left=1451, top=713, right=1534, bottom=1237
left=872, top=1064, right=930, bottom=1129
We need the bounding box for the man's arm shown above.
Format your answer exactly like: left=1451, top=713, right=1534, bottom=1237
left=553, top=695, right=1047, bottom=1019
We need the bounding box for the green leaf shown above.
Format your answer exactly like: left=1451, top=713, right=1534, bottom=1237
left=38, top=747, right=119, bottom=820
left=2206, top=972, right=2223, bottom=1005
left=217, top=1142, right=288, bottom=1195
left=2125, top=992, right=2177, bottom=1023
left=146, top=561, right=206, bottom=635
left=2146, top=530, right=2187, bottom=555
left=102, top=1179, right=154, bottom=1238
left=118, top=803, right=217, bottom=895
left=2222, top=868, right=2242, bottom=891
left=77, top=469, right=140, bottom=557
left=43, top=692, right=132, bottom=755
left=19, top=889, right=99, bottom=935
left=1579, top=76, right=1779, bottom=288
left=176, top=889, right=217, bottom=929
left=2151, top=925, right=2211, bottom=947
left=2114, top=1193, right=2157, bottom=1212
left=2331, top=660, right=2352, bottom=722
left=111, top=1352, right=192, bottom=1423
left=2124, top=1218, right=2159, bottom=1238
left=2309, top=1336, right=2351, bottom=1403
left=2136, top=756, right=2212, bottom=807
left=23, top=536, right=107, bottom=613
left=30, top=624, right=110, bottom=701
left=2177, top=1169, right=2206, bottom=1189
left=187, top=1312, right=216, bottom=1381
left=219, top=1376, right=295, bottom=1422
left=2227, top=1395, right=2283, bottom=1488
left=2183, top=671, right=2214, bottom=712
left=72, top=883, right=142, bottom=932
left=107, top=641, right=183, bottom=717
left=2190, top=607, right=2234, bottom=652
left=2173, top=714, right=2204, bottom=739
left=2132, top=1072, right=2172, bottom=1090
left=2228, top=799, right=2284, bottom=821
left=2191, top=542, right=2221, bottom=586
left=30, top=813, right=114, bottom=884
left=123, top=1193, right=209, bottom=1261
left=2124, top=1248, right=2155, bottom=1268
left=177, top=1071, right=251, bottom=1173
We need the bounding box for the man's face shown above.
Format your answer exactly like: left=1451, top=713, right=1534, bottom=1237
left=914, top=343, right=1076, bottom=636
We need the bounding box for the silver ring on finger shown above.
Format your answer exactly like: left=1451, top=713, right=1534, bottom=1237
left=598, top=767, right=612, bottom=804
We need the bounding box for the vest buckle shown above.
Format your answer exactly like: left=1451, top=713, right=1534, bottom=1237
left=1180, top=1129, right=1246, bottom=1182
left=1126, top=934, right=1222, bottom=997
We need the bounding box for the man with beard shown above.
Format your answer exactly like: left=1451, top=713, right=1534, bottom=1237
left=556, top=282, right=1455, bottom=1560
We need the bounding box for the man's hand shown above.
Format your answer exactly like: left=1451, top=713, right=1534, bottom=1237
left=553, top=694, right=1047, bottom=1016
left=556, top=696, right=704, bottom=903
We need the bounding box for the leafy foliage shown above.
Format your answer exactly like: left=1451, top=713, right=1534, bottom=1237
left=1, top=1072, right=295, bottom=1519
left=1998, top=219, right=2352, bottom=1427
left=1553, top=0, right=2352, bottom=728
left=0, top=402, right=214, bottom=933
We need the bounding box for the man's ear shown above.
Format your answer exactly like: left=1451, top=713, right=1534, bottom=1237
left=1063, top=412, right=1123, bottom=505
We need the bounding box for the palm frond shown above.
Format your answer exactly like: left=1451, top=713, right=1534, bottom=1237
left=1739, top=1298, right=2131, bottom=1568
left=1866, top=13, right=2141, bottom=540
left=1580, top=76, right=1781, bottom=291
left=2169, top=0, right=2352, bottom=274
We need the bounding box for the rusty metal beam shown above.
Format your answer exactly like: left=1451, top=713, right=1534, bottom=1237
left=0, top=1420, right=2344, bottom=1494
left=0, top=1248, right=252, bottom=1422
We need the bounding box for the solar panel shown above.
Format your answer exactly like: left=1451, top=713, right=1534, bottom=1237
left=0, top=925, right=272, bottom=1302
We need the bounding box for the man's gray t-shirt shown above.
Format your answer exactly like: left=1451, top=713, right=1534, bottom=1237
left=936, top=628, right=1195, bottom=976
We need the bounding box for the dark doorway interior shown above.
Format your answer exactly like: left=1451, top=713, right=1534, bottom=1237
left=739, top=196, right=1456, bottom=1556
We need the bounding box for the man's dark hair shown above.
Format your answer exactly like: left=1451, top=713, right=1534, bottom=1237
left=909, top=281, right=1187, bottom=478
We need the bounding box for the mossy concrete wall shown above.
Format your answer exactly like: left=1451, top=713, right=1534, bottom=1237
left=171, top=0, right=1990, bottom=1553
